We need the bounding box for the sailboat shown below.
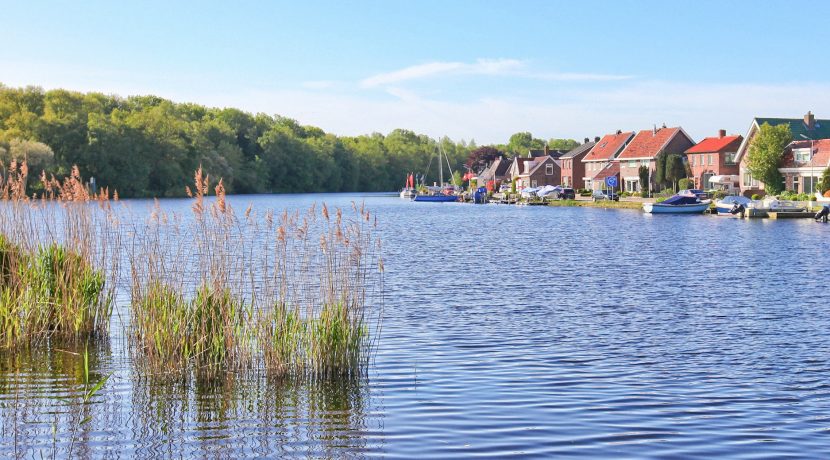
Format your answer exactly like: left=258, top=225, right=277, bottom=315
left=399, top=173, right=417, bottom=199
left=413, top=143, right=459, bottom=202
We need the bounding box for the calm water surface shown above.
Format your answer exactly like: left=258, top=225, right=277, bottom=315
left=3, top=193, right=830, bottom=458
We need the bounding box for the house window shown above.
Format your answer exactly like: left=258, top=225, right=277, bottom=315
left=805, top=176, right=819, bottom=194
left=628, top=160, right=636, bottom=168
left=793, top=176, right=800, bottom=193
left=691, top=156, right=695, bottom=166
left=794, top=148, right=811, bottom=162
left=708, top=154, right=713, bottom=165
left=724, top=152, right=736, bottom=165
left=641, top=159, right=648, bottom=166
left=743, top=172, right=753, bottom=187
left=545, top=164, right=554, bottom=175
left=531, top=180, right=537, bottom=188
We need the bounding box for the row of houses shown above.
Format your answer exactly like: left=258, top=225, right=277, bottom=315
left=477, top=111, right=830, bottom=197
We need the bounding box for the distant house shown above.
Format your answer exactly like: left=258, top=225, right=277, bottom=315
left=685, top=129, right=742, bottom=191
left=779, top=139, right=830, bottom=194
left=582, top=131, right=634, bottom=190
left=509, top=155, right=560, bottom=189
left=559, top=138, right=596, bottom=189
left=528, top=144, right=569, bottom=159
left=616, top=126, right=695, bottom=192
left=477, top=156, right=511, bottom=191
left=735, top=111, right=830, bottom=197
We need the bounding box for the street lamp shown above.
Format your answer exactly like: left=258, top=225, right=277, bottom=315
left=799, top=134, right=815, bottom=207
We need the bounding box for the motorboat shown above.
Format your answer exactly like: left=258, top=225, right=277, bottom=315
left=643, top=194, right=710, bottom=214
left=714, top=195, right=751, bottom=215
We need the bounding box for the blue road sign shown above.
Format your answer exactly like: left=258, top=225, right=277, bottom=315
left=605, top=176, right=618, bottom=188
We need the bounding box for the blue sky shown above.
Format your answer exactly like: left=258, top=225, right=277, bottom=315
left=3, top=0, right=830, bottom=144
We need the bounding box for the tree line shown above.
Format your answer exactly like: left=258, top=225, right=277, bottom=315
left=0, top=84, right=578, bottom=198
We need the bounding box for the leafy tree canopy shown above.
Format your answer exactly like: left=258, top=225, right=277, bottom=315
left=746, top=123, right=791, bottom=195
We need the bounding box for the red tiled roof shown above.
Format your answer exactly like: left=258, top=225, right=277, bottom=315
left=781, top=139, right=830, bottom=168
left=592, top=162, right=620, bottom=180
left=812, top=140, right=830, bottom=167
left=584, top=132, right=634, bottom=162
left=617, top=127, right=682, bottom=160
left=685, top=135, right=742, bottom=153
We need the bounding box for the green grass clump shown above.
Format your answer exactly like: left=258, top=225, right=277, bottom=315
left=131, top=281, right=250, bottom=375
left=0, top=237, right=109, bottom=348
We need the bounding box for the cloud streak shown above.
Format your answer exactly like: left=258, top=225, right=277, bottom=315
left=360, top=58, right=522, bottom=87
left=360, top=58, right=633, bottom=88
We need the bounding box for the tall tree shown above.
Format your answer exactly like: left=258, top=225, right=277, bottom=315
left=746, top=123, right=791, bottom=195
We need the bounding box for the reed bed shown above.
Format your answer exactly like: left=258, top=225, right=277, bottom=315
left=129, top=168, right=383, bottom=379
left=0, top=163, right=120, bottom=349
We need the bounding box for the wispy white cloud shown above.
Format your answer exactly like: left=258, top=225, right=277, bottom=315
left=360, top=58, right=634, bottom=88
left=360, top=59, right=522, bottom=88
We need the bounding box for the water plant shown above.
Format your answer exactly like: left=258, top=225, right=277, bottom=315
left=0, top=162, right=119, bottom=348
left=129, top=167, right=383, bottom=379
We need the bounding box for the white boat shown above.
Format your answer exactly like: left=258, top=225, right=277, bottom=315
left=399, top=188, right=417, bottom=199
left=400, top=173, right=417, bottom=198
left=643, top=194, right=711, bottom=214
left=714, top=195, right=751, bottom=215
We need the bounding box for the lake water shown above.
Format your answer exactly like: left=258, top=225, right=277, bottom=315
left=3, top=193, right=830, bottom=458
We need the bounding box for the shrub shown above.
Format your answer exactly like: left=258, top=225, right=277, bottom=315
left=656, top=197, right=667, bottom=203
left=751, top=194, right=761, bottom=200
left=678, top=178, right=693, bottom=190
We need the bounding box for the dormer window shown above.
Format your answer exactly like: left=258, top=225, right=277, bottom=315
left=794, top=147, right=811, bottom=162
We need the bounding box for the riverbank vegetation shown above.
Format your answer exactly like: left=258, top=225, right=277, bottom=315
left=129, top=168, right=383, bottom=379
left=0, top=163, right=119, bottom=348
left=0, top=160, right=383, bottom=380
left=0, top=84, right=577, bottom=198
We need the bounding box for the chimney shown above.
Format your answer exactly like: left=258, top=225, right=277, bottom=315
left=584, top=137, right=589, bottom=144
left=594, top=136, right=601, bottom=142
left=805, top=111, right=815, bottom=130
left=653, top=124, right=657, bottom=136
left=718, top=129, right=726, bottom=138
left=544, top=143, right=550, bottom=156
left=661, top=122, right=666, bottom=129
left=616, top=129, right=622, bottom=135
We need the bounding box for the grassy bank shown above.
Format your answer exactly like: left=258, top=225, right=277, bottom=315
left=545, top=199, right=644, bottom=210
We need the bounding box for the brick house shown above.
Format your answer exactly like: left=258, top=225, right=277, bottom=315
left=508, top=155, right=560, bottom=189
left=582, top=131, right=634, bottom=190
left=734, top=111, right=830, bottom=197
left=684, top=129, right=742, bottom=191
left=616, top=126, right=696, bottom=193
left=559, top=138, right=596, bottom=189
left=477, top=156, right=510, bottom=191
left=779, top=139, right=830, bottom=194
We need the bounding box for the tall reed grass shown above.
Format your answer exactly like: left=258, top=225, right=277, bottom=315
left=129, top=168, right=383, bottom=379
left=0, top=163, right=120, bottom=349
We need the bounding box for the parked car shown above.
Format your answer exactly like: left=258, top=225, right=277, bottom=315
left=592, top=190, right=619, bottom=201
left=558, top=187, right=576, bottom=200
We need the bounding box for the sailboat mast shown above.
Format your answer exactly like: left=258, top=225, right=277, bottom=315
left=438, top=144, right=444, bottom=186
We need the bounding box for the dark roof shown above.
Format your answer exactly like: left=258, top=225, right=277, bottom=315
left=560, top=141, right=597, bottom=159
left=478, top=157, right=510, bottom=181
left=528, top=148, right=569, bottom=159
left=527, top=156, right=557, bottom=176
left=755, top=117, right=830, bottom=140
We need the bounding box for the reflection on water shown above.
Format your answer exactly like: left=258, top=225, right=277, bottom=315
left=131, top=373, right=373, bottom=458
left=0, top=341, right=374, bottom=458
left=4, top=193, right=830, bottom=457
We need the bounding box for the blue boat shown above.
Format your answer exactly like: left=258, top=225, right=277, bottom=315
left=413, top=194, right=459, bottom=203
left=643, top=194, right=710, bottom=214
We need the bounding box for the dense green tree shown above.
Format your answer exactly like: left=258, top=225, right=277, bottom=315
left=548, top=138, right=580, bottom=151
left=746, top=123, right=791, bottom=195
left=818, top=166, right=830, bottom=195
left=638, top=165, right=650, bottom=197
